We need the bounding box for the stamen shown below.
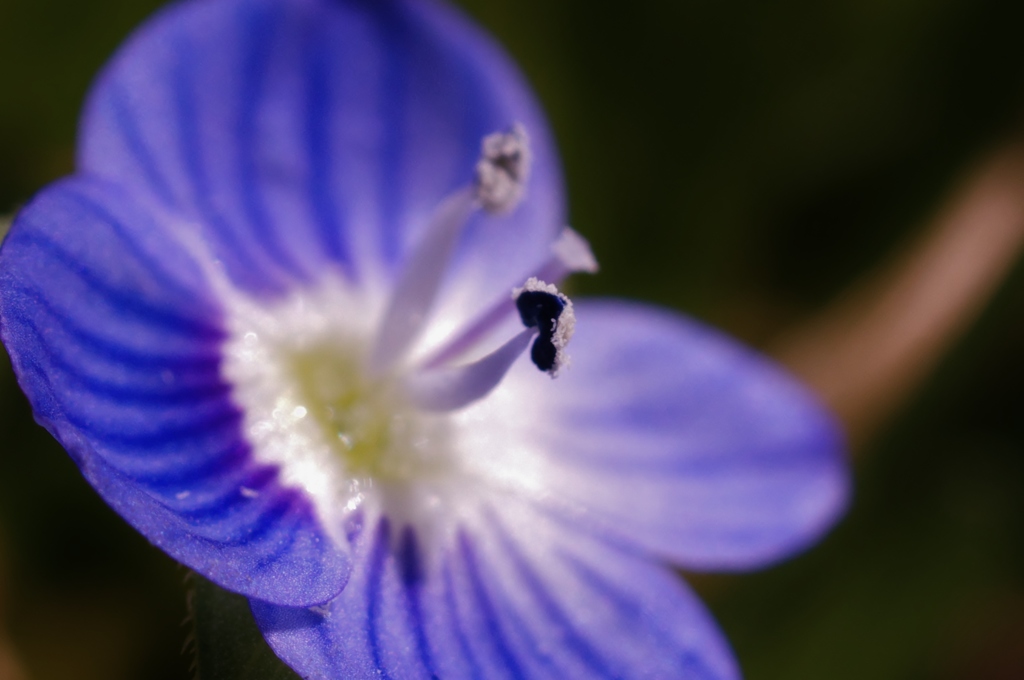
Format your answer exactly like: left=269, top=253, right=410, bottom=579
left=420, top=227, right=596, bottom=370
left=370, top=125, right=533, bottom=374
left=402, top=278, right=577, bottom=413
left=513, top=278, right=575, bottom=376
left=475, top=124, right=531, bottom=214
left=404, top=328, right=535, bottom=412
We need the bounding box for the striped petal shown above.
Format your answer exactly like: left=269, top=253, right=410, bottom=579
left=0, top=177, right=348, bottom=606
left=79, top=0, right=564, bottom=334
left=253, top=498, right=739, bottom=679
left=456, top=300, right=849, bottom=571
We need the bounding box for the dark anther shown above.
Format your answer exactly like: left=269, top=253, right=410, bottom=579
left=516, top=290, right=564, bottom=372
left=530, top=338, right=558, bottom=372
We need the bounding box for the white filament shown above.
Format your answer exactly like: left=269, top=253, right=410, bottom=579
left=369, top=187, right=477, bottom=374
left=404, top=328, right=535, bottom=412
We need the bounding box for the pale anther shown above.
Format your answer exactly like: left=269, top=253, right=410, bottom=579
left=475, top=123, right=531, bottom=214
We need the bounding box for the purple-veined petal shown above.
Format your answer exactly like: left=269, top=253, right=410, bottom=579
left=253, top=496, right=739, bottom=679
left=79, top=0, right=564, bottom=334
left=454, top=300, right=849, bottom=571
left=0, top=177, right=348, bottom=606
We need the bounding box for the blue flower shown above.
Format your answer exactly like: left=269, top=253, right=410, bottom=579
left=0, top=0, right=849, bottom=677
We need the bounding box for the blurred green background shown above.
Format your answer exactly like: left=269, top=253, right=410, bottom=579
left=2, top=0, right=1024, bottom=678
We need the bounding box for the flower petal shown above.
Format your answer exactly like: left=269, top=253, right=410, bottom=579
left=0, top=178, right=348, bottom=606
left=253, top=498, right=739, bottom=679
left=79, top=0, right=564, bottom=320
left=456, top=300, right=849, bottom=571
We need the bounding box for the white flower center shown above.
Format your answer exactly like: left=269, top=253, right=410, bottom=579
left=221, top=278, right=459, bottom=534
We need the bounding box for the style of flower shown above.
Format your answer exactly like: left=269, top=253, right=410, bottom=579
left=0, top=0, right=849, bottom=677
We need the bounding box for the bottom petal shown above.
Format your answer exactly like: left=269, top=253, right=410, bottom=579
left=252, top=497, right=739, bottom=680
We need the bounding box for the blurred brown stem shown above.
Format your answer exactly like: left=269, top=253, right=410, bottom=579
left=773, top=139, right=1024, bottom=450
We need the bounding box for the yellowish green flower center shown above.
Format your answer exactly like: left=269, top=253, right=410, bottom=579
left=289, top=343, right=450, bottom=482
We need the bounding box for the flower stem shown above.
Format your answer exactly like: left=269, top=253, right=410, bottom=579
left=773, top=138, right=1024, bottom=450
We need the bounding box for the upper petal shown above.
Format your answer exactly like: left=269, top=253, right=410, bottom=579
left=456, top=300, right=850, bottom=571
left=0, top=178, right=349, bottom=606
left=79, top=0, right=565, bottom=313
